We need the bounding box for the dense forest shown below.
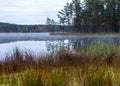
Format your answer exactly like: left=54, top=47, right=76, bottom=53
left=0, top=22, right=43, bottom=32
left=57, top=0, right=120, bottom=33
left=0, top=22, right=73, bottom=32
left=0, top=0, right=119, bottom=33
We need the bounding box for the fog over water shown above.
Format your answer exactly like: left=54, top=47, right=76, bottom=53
left=0, top=33, right=120, bottom=59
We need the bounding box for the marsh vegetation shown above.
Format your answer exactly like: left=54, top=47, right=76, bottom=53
left=0, top=42, right=120, bottom=86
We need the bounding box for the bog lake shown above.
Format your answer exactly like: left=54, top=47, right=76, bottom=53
left=0, top=32, right=120, bottom=59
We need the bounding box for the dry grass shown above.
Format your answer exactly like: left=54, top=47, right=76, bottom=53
left=50, top=32, right=86, bottom=35
left=50, top=32, right=120, bottom=36
left=0, top=43, right=120, bottom=86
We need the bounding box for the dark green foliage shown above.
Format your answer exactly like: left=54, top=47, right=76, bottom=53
left=57, top=0, right=120, bottom=33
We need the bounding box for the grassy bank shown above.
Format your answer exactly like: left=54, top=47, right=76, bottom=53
left=50, top=32, right=120, bottom=36
left=0, top=42, right=120, bottom=86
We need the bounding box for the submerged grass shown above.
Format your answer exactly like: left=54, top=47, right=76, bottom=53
left=0, top=42, right=120, bottom=86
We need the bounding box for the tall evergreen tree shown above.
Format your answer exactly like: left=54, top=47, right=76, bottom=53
left=46, top=17, right=56, bottom=25
left=103, top=0, right=120, bottom=32
left=72, top=0, right=81, bottom=31
left=57, top=2, right=74, bottom=25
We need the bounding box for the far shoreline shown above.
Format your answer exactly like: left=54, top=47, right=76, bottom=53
left=50, top=32, right=120, bottom=36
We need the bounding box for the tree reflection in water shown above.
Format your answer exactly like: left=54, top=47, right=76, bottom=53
left=45, top=38, right=120, bottom=52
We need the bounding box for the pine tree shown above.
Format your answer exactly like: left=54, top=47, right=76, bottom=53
left=57, top=2, right=74, bottom=25
left=72, top=0, right=81, bottom=31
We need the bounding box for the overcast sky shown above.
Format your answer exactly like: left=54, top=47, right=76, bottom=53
left=0, top=0, right=72, bottom=24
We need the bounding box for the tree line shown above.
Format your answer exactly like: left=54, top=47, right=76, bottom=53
left=57, top=0, right=120, bottom=33
left=0, top=22, right=71, bottom=32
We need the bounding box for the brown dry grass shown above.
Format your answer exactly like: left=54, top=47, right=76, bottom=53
left=0, top=44, right=120, bottom=86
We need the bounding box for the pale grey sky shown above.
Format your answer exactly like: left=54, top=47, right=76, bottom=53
left=0, top=0, right=72, bottom=24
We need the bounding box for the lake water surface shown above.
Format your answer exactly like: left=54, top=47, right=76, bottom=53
left=0, top=33, right=120, bottom=59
